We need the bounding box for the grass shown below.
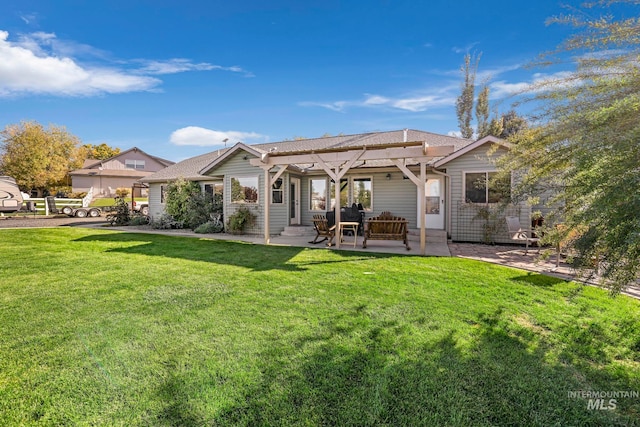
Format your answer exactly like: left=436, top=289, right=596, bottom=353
left=0, top=228, right=638, bottom=426
left=90, top=197, right=147, bottom=207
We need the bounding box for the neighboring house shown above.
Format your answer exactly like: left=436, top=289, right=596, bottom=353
left=70, top=147, right=175, bottom=198
left=143, top=130, right=539, bottom=252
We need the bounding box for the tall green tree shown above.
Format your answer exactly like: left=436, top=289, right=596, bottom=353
left=83, top=143, right=121, bottom=160
left=0, top=121, right=85, bottom=195
left=475, top=84, right=490, bottom=138
left=455, top=52, right=480, bottom=139
left=498, top=0, right=640, bottom=294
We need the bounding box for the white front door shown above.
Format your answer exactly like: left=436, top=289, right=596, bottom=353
left=417, top=176, right=444, bottom=229
left=290, top=177, right=300, bottom=225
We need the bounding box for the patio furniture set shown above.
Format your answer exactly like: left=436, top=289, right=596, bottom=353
left=310, top=207, right=410, bottom=250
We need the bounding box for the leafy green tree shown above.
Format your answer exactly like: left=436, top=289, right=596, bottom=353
left=455, top=53, right=479, bottom=139
left=498, top=0, right=640, bottom=294
left=83, top=143, right=121, bottom=160
left=0, top=121, right=85, bottom=196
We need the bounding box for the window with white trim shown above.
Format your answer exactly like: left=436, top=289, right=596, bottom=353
left=230, top=176, right=258, bottom=204
left=271, top=178, right=284, bottom=204
left=309, top=178, right=327, bottom=211
left=125, top=159, right=145, bottom=170
left=352, top=177, right=372, bottom=211
left=464, top=171, right=510, bottom=203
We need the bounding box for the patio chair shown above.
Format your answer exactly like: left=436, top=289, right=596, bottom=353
left=309, top=214, right=336, bottom=246
left=506, top=216, right=540, bottom=254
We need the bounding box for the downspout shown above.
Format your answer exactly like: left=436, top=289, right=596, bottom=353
left=431, top=169, right=451, bottom=239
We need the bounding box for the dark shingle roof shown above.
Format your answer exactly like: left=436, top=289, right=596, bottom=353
left=143, top=129, right=471, bottom=183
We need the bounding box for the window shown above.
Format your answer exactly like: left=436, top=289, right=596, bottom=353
left=352, top=177, right=372, bottom=211
left=204, top=183, right=223, bottom=199
left=125, top=159, right=145, bottom=170
left=271, top=178, right=284, bottom=204
left=464, top=172, right=510, bottom=203
left=309, top=178, right=327, bottom=211
left=160, top=185, right=166, bottom=203
left=230, top=176, right=258, bottom=204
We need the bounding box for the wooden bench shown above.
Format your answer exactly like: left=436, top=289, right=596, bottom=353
left=362, top=211, right=410, bottom=250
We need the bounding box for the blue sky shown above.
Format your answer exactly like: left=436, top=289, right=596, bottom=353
left=0, top=1, right=587, bottom=161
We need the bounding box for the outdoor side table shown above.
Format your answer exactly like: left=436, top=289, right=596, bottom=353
left=338, top=221, right=359, bottom=248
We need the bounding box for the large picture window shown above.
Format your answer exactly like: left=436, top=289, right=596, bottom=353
left=464, top=172, right=510, bottom=203
left=231, top=176, right=258, bottom=204
left=352, top=177, right=372, bottom=211
left=309, top=178, right=327, bottom=211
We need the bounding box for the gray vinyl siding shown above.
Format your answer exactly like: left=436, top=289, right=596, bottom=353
left=371, top=172, right=417, bottom=226
left=299, top=171, right=418, bottom=227
left=148, top=183, right=164, bottom=219
left=205, top=150, right=287, bottom=235
left=445, top=145, right=531, bottom=243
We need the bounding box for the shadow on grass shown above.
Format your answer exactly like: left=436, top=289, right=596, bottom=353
left=74, top=231, right=386, bottom=272
left=194, top=307, right=638, bottom=426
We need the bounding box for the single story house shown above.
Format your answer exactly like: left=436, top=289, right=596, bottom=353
left=70, top=147, right=174, bottom=198
left=143, top=129, right=540, bottom=253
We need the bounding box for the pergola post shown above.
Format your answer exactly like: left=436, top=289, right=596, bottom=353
left=334, top=165, right=342, bottom=248
left=263, top=166, right=270, bottom=244
left=419, top=161, right=427, bottom=255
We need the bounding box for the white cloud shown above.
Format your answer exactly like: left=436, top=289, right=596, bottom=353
left=300, top=91, right=456, bottom=113
left=0, top=29, right=253, bottom=97
left=170, top=126, right=267, bottom=146
left=490, top=71, right=578, bottom=98
left=0, top=30, right=159, bottom=96
left=452, top=42, right=480, bottom=54
left=136, top=59, right=253, bottom=76
left=298, top=101, right=349, bottom=112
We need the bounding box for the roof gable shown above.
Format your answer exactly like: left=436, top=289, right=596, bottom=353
left=199, top=142, right=264, bottom=175
left=433, top=135, right=510, bottom=168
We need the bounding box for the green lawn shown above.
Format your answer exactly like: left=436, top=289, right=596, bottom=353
left=0, top=228, right=638, bottom=426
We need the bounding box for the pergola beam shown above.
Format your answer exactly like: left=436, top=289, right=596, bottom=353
left=250, top=145, right=453, bottom=168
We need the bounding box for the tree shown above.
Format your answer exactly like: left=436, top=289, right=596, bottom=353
left=83, top=143, right=121, bottom=160
left=0, top=121, right=86, bottom=196
left=498, top=0, right=640, bottom=294
left=499, top=110, right=528, bottom=139
left=455, top=53, right=480, bottom=139
left=475, top=84, right=490, bottom=138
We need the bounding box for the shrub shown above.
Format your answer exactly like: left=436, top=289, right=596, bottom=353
left=129, top=213, right=150, bottom=226
left=150, top=213, right=183, bottom=230
left=194, top=220, right=224, bottom=234
left=226, top=206, right=256, bottom=234
left=165, top=178, right=213, bottom=230
left=106, top=198, right=131, bottom=226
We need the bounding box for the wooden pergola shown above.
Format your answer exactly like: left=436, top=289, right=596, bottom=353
left=250, top=141, right=454, bottom=255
